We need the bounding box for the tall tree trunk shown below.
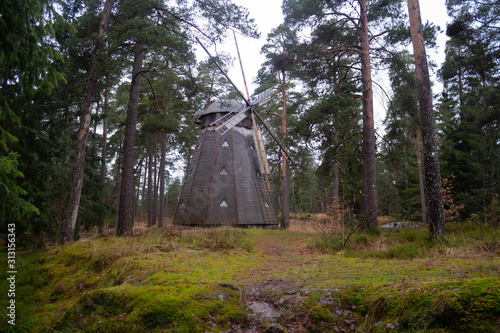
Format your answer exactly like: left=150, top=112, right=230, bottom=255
left=135, top=159, right=142, bottom=220
left=292, top=173, right=295, bottom=213
left=332, top=119, right=340, bottom=222
left=116, top=42, right=145, bottom=237
left=113, top=139, right=122, bottom=228
left=98, top=85, right=109, bottom=235
left=277, top=163, right=281, bottom=213
left=359, top=0, right=378, bottom=230
left=141, top=160, right=147, bottom=222
left=281, top=70, right=290, bottom=229
left=61, top=0, right=114, bottom=244
left=158, top=130, right=166, bottom=227
left=407, top=0, right=445, bottom=238
left=158, top=87, right=168, bottom=228
left=310, top=185, right=313, bottom=213
left=147, top=136, right=154, bottom=227
left=415, top=129, right=427, bottom=224
left=153, top=134, right=158, bottom=225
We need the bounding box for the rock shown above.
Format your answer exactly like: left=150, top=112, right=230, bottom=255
left=380, top=221, right=415, bottom=229
left=319, top=292, right=336, bottom=305
left=263, top=323, right=286, bottom=333
left=247, top=302, right=281, bottom=321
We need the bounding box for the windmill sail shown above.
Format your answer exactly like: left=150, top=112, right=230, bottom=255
left=252, top=124, right=270, bottom=175
left=195, top=37, right=292, bottom=163
left=253, top=111, right=293, bottom=163
left=210, top=106, right=251, bottom=135
left=251, top=87, right=277, bottom=106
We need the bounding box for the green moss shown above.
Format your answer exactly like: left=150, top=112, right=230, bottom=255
left=139, top=298, right=185, bottom=329
left=346, top=278, right=500, bottom=332
left=51, top=284, right=245, bottom=333
left=310, top=304, right=335, bottom=323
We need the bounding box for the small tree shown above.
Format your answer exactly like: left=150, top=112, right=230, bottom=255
left=442, top=174, right=464, bottom=223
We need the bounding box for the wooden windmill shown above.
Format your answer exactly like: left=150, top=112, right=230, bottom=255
left=172, top=38, right=292, bottom=228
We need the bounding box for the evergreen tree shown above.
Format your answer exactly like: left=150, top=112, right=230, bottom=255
left=281, top=0, right=410, bottom=229
left=256, top=24, right=300, bottom=229
left=437, top=0, right=500, bottom=224
left=62, top=0, right=115, bottom=244
left=380, top=51, right=426, bottom=222
left=408, top=0, right=446, bottom=238
left=0, top=0, right=67, bottom=241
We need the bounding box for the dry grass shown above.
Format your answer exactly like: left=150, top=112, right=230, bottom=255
left=73, top=213, right=500, bottom=261
left=288, top=213, right=336, bottom=232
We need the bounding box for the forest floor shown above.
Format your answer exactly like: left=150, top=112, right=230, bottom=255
left=1, top=214, right=499, bottom=332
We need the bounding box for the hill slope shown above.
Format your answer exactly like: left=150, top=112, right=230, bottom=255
left=2, top=221, right=499, bottom=332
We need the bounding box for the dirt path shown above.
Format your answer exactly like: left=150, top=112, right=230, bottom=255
left=251, top=230, right=313, bottom=256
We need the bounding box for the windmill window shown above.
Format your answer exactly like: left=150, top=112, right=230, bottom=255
left=189, top=167, right=193, bottom=175
left=180, top=199, right=185, bottom=207
left=250, top=144, right=255, bottom=150
left=220, top=167, right=228, bottom=175
left=265, top=201, right=270, bottom=208
left=221, top=140, right=230, bottom=147
left=220, top=199, right=228, bottom=207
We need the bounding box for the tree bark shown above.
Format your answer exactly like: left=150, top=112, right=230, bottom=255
left=407, top=0, right=445, bottom=238
left=153, top=133, right=158, bottom=225
left=98, top=85, right=109, bottom=235
left=147, top=136, right=154, bottom=227
left=135, top=159, right=142, bottom=220
left=61, top=0, right=114, bottom=244
left=281, top=70, right=290, bottom=229
left=113, top=139, right=122, bottom=228
left=158, top=130, right=166, bottom=228
left=415, top=129, right=427, bottom=224
left=332, top=119, right=340, bottom=223
left=359, top=0, right=378, bottom=230
left=157, top=86, right=169, bottom=228
left=292, top=173, right=295, bottom=213
left=116, top=42, right=145, bottom=237
left=141, top=160, right=147, bottom=221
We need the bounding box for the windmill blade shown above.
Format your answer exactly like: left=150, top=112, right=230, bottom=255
left=251, top=112, right=272, bottom=194
left=210, top=106, right=251, bottom=135
left=251, top=87, right=278, bottom=106
left=253, top=111, right=294, bottom=164
left=252, top=124, right=271, bottom=175
left=196, top=37, right=292, bottom=163
left=196, top=37, right=249, bottom=103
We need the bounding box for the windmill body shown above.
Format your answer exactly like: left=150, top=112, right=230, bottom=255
left=173, top=100, right=278, bottom=228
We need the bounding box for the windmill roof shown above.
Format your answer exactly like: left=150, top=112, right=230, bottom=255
left=193, top=99, right=245, bottom=124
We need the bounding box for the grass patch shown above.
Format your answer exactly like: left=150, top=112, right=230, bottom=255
left=184, top=226, right=254, bottom=252
left=308, top=222, right=500, bottom=260
left=346, top=278, right=500, bottom=332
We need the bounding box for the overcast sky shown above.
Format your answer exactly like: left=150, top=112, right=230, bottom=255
left=197, top=0, right=451, bottom=129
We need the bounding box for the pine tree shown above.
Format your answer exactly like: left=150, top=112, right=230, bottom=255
left=257, top=24, right=300, bottom=229
left=408, top=0, right=446, bottom=238
left=282, top=0, right=401, bottom=229
left=62, top=0, right=115, bottom=244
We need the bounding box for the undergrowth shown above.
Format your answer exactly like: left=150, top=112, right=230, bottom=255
left=179, top=226, right=253, bottom=252
left=308, top=222, right=500, bottom=260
